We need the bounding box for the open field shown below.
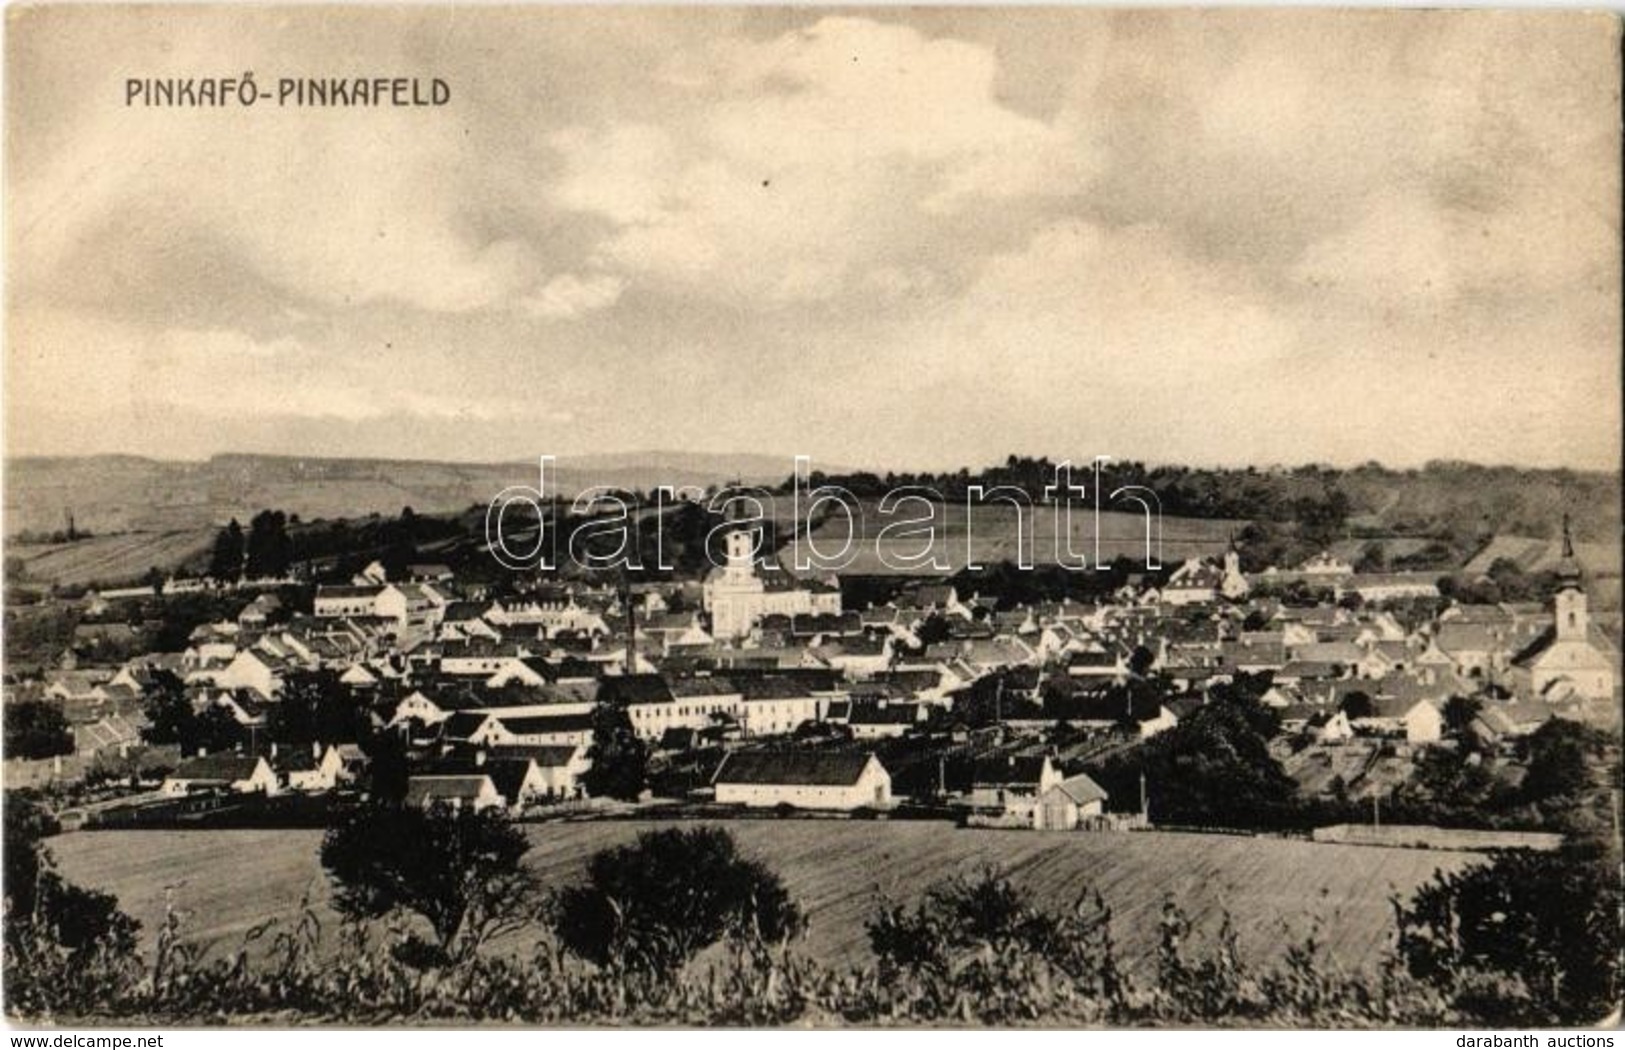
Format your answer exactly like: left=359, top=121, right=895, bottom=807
left=6, top=529, right=215, bottom=589
left=3, top=453, right=797, bottom=535
left=782, top=503, right=1247, bottom=576
left=50, top=820, right=1481, bottom=976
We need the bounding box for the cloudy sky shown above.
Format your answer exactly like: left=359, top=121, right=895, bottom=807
left=6, top=7, right=1620, bottom=470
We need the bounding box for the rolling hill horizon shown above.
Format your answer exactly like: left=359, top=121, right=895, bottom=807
left=4, top=451, right=1620, bottom=539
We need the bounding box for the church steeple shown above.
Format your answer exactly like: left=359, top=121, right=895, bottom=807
left=1556, top=513, right=1582, bottom=591
left=1554, top=514, right=1586, bottom=641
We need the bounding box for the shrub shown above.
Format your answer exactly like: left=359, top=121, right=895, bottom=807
left=319, top=802, right=542, bottom=965
left=552, top=825, right=803, bottom=975
left=3, top=793, right=142, bottom=1020
left=1393, top=839, right=1622, bottom=1025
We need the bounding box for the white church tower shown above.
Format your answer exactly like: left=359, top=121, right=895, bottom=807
left=1554, top=514, right=1588, bottom=642
left=704, top=524, right=767, bottom=642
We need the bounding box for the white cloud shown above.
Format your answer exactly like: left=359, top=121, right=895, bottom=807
left=520, top=273, right=627, bottom=321
left=546, top=16, right=1097, bottom=305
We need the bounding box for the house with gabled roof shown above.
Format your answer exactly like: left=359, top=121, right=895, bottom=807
left=969, top=754, right=1063, bottom=819
left=209, top=688, right=269, bottom=728
left=619, top=675, right=741, bottom=742
left=712, top=750, right=890, bottom=810
left=844, top=698, right=929, bottom=740
left=734, top=674, right=835, bottom=736
left=440, top=711, right=500, bottom=746
left=404, top=773, right=504, bottom=811
left=484, top=711, right=596, bottom=748
left=1162, top=558, right=1225, bottom=606
left=486, top=744, right=591, bottom=799
left=315, top=585, right=385, bottom=620
left=161, top=753, right=277, bottom=796
left=212, top=648, right=290, bottom=699
left=1352, top=695, right=1443, bottom=744
left=438, top=601, right=501, bottom=642
left=274, top=743, right=347, bottom=792
left=1035, top=772, right=1110, bottom=830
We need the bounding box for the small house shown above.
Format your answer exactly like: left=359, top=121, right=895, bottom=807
left=1035, top=772, right=1110, bottom=830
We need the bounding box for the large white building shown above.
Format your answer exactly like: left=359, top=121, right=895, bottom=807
left=703, top=527, right=841, bottom=642
left=712, top=750, right=891, bottom=810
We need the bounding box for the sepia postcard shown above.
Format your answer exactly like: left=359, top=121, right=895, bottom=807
left=2, top=4, right=1621, bottom=1034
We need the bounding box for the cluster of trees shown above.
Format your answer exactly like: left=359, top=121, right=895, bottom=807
left=3, top=604, right=80, bottom=668
left=3, top=699, right=75, bottom=760
left=268, top=671, right=372, bottom=748
left=1437, top=558, right=1560, bottom=606
left=758, top=457, right=1615, bottom=582
left=1089, top=675, right=1300, bottom=828
left=321, top=811, right=799, bottom=975
left=772, top=457, right=1355, bottom=533
left=139, top=671, right=248, bottom=756
left=1322, top=694, right=1617, bottom=834
left=206, top=511, right=295, bottom=582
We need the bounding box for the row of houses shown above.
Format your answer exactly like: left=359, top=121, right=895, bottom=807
left=707, top=749, right=1112, bottom=831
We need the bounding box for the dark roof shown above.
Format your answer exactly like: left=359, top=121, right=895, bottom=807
left=170, top=753, right=265, bottom=781
left=669, top=675, right=741, bottom=699
left=972, top=755, right=1051, bottom=788
left=597, top=674, right=675, bottom=706
left=271, top=748, right=321, bottom=772
left=737, top=676, right=825, bottom=701
left=712, top=750, right=878, bottom=787
left=425, top=756, right=536, bottom=803
left=788, top=612, right=863, bottom=637
left=494, top=712, right=595, bottom=735
left=1043, top=683, right=1165, bottom=723
left=659, top=726, right=702, bottom=750
left=725, top=667, right=843, bottom=691
left=404, top=774, right=493, bottom=805
left=441, top=711, right=493, bottom=739
left=847, top=700, right=924, bottom=725
left=485, top=744, right=582, bottom=767
left=317, top=585, right=384, bottom=600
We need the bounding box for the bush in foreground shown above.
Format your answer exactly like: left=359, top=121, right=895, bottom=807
left=320, top=802, right=542, bottom=966
left=552, top=825, right=804, bottom=976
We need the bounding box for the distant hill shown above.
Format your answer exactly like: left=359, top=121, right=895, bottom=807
left=2, top=451, right=818, bottom=536
left=5, top=453, right=1618, bottom=569
left=1463, top=534, right=1622, bottom=609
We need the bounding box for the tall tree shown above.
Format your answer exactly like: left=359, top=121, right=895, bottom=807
left=139, top=674, right=194, bottom=749
left=244, top=510, right=291, bottom=580
left=582, top=703, right=648, bottom=801
left=207, top=519, right=245, bottom=583
left=270, top=670, right=364, bottom=746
